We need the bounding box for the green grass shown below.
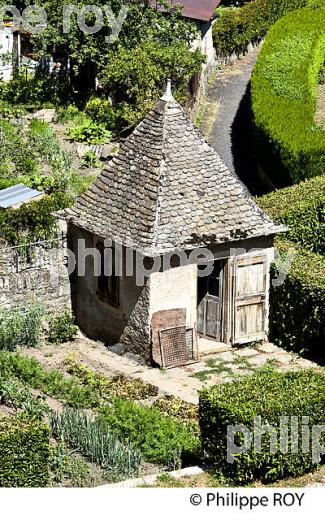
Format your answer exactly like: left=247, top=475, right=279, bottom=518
left=192, top=355, right=280, bottom=382
left=195, top=355, right=252, bottom=379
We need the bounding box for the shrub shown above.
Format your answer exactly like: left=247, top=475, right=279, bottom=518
left=67, top=122, right=112, bottom=144
left=153, top=395, right=200, bottom=435
left=257, top=176, right=325, bottom=254
left=0, top=118, right=39, bottom=177
left=81, top=151, right=101, bottom=169
left=0, top=413, right=50, bottom=487
left=271, top=238, right=325, bottom=355
left=0, top=304, right=44, bottom=351
left=0, top=191, right=73, bottom=244
left=212, top=1, right=308, bottom=57
left=56, top=105, right=88, bottom=125
left=0, top=178, right=16, bottom=190
left=98, top=398, right=200, bottom=468
left=251, top=3, right=325, bottom=184
left=200, top=370, right=325, bottom=484
left=48, top=312, right=79, bottom=344
left=0, top=116, right=74, bottom=197
left=99, top=39, right=205, bottom=130
left=85, top=96, right=118, bottom=128
left=0, top=72, right=58, bottom=106
left=0, top=100, right=28, bottom=119
left=50, top=409, right=142, bottom=481
left=0, top=376, right=49, bottom=418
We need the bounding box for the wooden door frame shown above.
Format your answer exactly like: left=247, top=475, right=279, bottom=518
left=231, top=254, right=268, bottom=345
left=197, top=258, right=231, bottom=344
left=222, top=257, right=232, bottom=345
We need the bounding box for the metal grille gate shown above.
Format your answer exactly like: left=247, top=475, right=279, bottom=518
left=158, top=325, right=199, bottom=369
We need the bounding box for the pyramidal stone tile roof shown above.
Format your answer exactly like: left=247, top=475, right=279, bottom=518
left=61, top=88, right=285, bottom=256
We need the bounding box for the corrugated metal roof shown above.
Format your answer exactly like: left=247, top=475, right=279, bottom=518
left=0, top=183, right=43, bottom=208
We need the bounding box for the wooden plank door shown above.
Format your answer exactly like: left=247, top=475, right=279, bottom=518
left=233, top=255, right=267, bottom=344
left=197, top=260, right=224, bottom=341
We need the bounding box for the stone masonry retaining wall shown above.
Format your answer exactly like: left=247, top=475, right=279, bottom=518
left=0, top=236, right=71, bottom=312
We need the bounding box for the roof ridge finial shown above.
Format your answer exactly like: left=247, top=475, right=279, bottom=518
left=161, top=78, right=174, bottom=102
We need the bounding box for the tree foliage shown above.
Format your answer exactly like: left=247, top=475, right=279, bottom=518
left=213, top=0, right=308, bottom=57
left=27, top=0, right=204, bottom=129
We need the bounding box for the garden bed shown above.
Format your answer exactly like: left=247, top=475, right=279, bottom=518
left=0, top=334, right=324, bottom=486
left=0, top=105, right=117, bottom=245
left=0, top=344, right=202, bottom=485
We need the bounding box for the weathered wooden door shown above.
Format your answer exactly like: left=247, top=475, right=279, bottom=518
left=197, top=260, right=224, bottom=341
left=233, top=255, right=267, bottom=344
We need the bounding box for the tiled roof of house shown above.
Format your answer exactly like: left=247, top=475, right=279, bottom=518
left=61, top=88, right=285, bottom=255
left=150, top=1, right=221, bottom=22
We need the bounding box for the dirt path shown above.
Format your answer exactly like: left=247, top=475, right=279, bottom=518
left=316, top=83, right=325, bottom=127
left=200, top=46, right=263, bottom=195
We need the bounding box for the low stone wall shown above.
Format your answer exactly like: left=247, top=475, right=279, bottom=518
left=0, top=237, right=71, bottom=312
left=190, top=40, right=262, bottom=115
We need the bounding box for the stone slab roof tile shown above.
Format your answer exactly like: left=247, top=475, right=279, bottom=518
left=61, top=93, right=285, bottom=255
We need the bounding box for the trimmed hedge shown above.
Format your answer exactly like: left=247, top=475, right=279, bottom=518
left=212, top=1, right=308, bottom=57
left=251, top=3, right=325, bottom=184
left=200, top=370, right=325, bottom=484
left=257, top=176, right=325, bottom=253
left=98, top=398, right=200, bottom=469
left=0, top=414, right=50, bottom=487
left=271, top=238, right=325, bottom=355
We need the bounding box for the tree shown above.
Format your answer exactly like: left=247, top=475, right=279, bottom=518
left=100, top=39, right=204, bottom=128
left=28, top=0, right=204, bottom=129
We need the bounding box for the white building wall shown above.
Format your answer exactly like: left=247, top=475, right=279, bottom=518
left=200, top=21, right=216, bottom=72
left=149, top=263, right=198, bottom=327
left=148, top=243, right=276, bottom=347
left=0, top=27, right=14, bottom=81
left=191, top=20, right=216, bottom=72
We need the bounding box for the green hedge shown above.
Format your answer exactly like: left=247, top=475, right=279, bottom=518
left=257, top=176, right=325, bottom=253
left=212, top=1, right=307, bottom=57
left=200, top=370, right=325, bottom=484
left=98, top=398, right=200, bottom=469
left=271, top=238, right=325, bottom=355
left=251, top=3, right=325, bottom=184
left=0, top=414, right=50, bottom=487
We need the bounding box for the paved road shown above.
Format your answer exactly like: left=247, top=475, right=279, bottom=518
left=200, top=47, right=263, bottom=195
